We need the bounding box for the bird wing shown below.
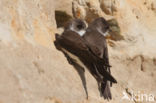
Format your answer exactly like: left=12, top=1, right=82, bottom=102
left=83, top=31, right=111, bottom=66
left=83, top=30, right=116, bottom=83
left=55, top=31, right=88, bottom=52
left=55, top=31, right=117, bottom=83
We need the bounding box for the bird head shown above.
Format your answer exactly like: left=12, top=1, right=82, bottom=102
left=65, top=19, right=87, bottom=36
left=88, top=17, right=111, bottom=37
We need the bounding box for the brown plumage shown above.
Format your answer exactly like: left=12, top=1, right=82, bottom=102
left=54, top=18, right=117, bottom=100
left=83, top=17, right=116, bottom=99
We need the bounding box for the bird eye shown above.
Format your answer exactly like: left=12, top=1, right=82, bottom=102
left=106, top=26, right=109, bottom=29
left=77, top=25, right=82, bottom=29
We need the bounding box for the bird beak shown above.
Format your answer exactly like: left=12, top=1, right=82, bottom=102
left=104, top=27, right=112, bottom=39
left=103, top=30, right=109, bottom=36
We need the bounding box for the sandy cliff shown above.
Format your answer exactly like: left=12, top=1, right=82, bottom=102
left=0, top=0, right=156, bottom=103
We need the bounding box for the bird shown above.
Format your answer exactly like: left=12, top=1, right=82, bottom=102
left=54, top=18, right=87, bottom=66
left=82, top=17, right=116, bottom=99
left=54, top=19, right=89, bottom=98
left=54, top=18, right=117, bottom=100
left=64, top=19, right=87, bottom=36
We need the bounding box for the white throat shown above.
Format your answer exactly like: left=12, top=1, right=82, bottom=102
left=77, top=30, right=86, bottom=36
left=97, top=28, right=109, bottom=36
left=70, top=25, right=86, bottom=36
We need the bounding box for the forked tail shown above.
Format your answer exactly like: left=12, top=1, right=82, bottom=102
left=100, top=81, right=112, bottom=100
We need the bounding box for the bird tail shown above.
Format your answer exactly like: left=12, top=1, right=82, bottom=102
left=94, top=64, right=117, bottom=83
left=100, top=81, right=112, bottom=100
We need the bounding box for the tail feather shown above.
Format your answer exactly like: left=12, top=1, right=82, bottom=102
left=101, top=81, right=112, bottom=100
left=94, top=64, right=117, bottom=83
left=103, top=70, right=117, bottom=83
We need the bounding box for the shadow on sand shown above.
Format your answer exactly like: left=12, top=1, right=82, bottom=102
left=54, top=41, right=88, bottom=99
